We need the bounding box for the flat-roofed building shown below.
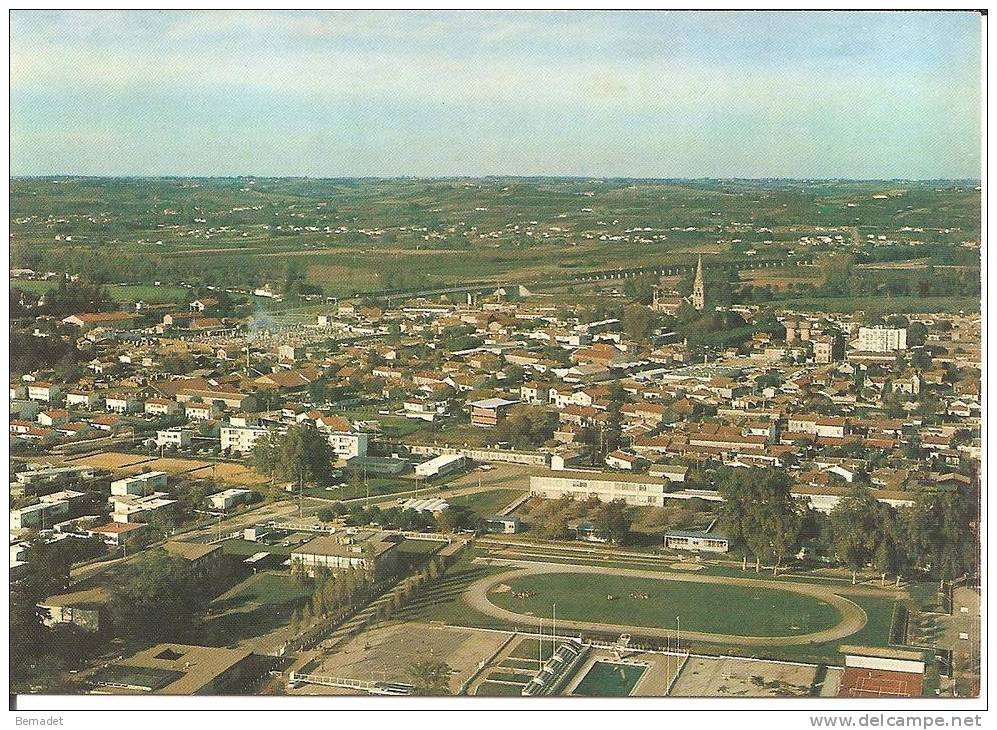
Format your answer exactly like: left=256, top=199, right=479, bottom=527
left=155, top=427, right=193, bottom=449
left=111, top=471, right=168, bottom=497
left=530, top=470, right=667, bottom=507
left=15, top=464, right=101, bottom=492
left=90, top=644, right=262, bottom=695
left=326, top=430, right=369, bottom=460
left=38, top=587, right=110, bottom=633
left=415, top=453, right=467, bottom=479
left=664, top=529, right=730, bottom=553
left=164, top=541, right=223, bottom=570
left=208, top=488, right=256, bottom=511
left=11, top=499, right=70, bottom=530
left=221, top=426, right=272, bottom=454
left=856, top=326, right=907, bottom=352
left=88, top=521, right=148, bottom=546
left=110, top=493, right=177, bottom=524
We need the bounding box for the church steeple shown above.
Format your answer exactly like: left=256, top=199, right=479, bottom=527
left=692, top=255, right=706, bottom=310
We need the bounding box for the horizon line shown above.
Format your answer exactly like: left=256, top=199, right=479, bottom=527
left=9, top=174, right=984, bottom=183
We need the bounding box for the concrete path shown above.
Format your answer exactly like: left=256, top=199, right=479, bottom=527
left=463, top=560, right=869, bottom=648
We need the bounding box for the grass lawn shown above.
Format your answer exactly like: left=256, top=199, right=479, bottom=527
left=500, top=657, right=541, bottom=670
left=487, top=671, right=535, bottom=684
left=490, top=572, right=842, bottom=637
left=448, top=489, right=525, bottom=517
left=304, top=477, right=418, bottom=501
left=393, top=554, right=511, bottom=630
left=217, top=571, right=311, bottom=609
left=508, top=638, right=555, bottom=662
left=474, top=680, right=525, bottom=696
left=219, top=538, right=293, bottom=556
left=837, top=596, right=899, bottom=650
left=682, top=594, right=900, bottom=666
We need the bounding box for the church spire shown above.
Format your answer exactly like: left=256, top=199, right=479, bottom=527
left=692, top=255, right=706, bottom=310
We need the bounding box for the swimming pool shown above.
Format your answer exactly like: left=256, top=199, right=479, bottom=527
left=572, top=661, right=647, bottom=697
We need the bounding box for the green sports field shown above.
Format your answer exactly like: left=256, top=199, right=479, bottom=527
left=489, top=572, right=841, bottom=637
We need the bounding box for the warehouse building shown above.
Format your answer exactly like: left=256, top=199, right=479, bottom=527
left=414, top=453, right=468, bottom=479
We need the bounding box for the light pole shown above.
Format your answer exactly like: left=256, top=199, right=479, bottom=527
left=552, top=602, right=557, bottom=651
left=677, top=616, right=681, bottom=653
left=538, top=618, right=543, bottom=666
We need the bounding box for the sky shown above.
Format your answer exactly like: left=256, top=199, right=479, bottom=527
left=9, top=10, right=983, bottom=179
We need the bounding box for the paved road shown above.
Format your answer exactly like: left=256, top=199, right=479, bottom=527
left=69, top=499, right=301, bottom=582
left=463, top=560, right=868, bottom=648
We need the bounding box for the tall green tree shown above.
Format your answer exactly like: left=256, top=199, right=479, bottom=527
left=828, top=488, right=889, bottom=583
left=253, top=423, right=335, bottom=493
left=718, top=468, right=803, bottom=573
left=407, top=660, right=453, bottom=695
left=903, top=483, right=979, bottom=581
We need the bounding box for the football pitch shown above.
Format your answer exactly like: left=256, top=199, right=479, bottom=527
left=488, top=572, right=842, bottom=637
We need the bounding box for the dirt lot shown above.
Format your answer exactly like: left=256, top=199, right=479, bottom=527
left=120, top=456, right=212, bottom=475
left=69, top=452, right=154, bottom=469
left=66, top=450, right=265, bottom=485
left=198, top=461, right=267, bottom=485
left=669, top=656, right=818, bottom=697
left=301, top=622, right=509, bottom=694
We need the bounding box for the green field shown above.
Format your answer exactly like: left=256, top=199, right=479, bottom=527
left=572, top=661, right=647, bottom=697
left=304, top=477, right=418, bottom=501
left=775, top=295, right=979, bottom=314
left=219, top=538, right=293, bottom=557
left=10, top=278, right=189, bottom=304
left=449, top=489, right=525, bottom=517
left=217, top=571, right=311, bottom=609
left=10, top=178, right=979, bottom=300
left=489, top=573, right=842, bottom=637
left=474, top=680, right=525, bottom=696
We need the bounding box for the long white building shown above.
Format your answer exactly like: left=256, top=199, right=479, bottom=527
left=530, top=470, right=667, bottom=507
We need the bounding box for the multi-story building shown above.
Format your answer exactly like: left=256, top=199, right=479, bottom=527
left=27, top=382, right=62, bottom=403
left=326, top=430, right=369, bottom=459
left=787, top=415, right=849, bottom=439
left=155, top=428, right=192, bottom=449
left=220, top=426, right=272, bottom=454
left=468, top=397, right=519, bottom=429
left=290, top=535, right=399, bottom=577
left=856, top=326, right=907, bottom=352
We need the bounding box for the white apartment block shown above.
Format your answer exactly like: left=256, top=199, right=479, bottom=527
left=221, top=426, right=272, bottom=454
left=856, top=327, right=907, bottom=352
left=27, top=383, right=62, bottom=403
left=787, top=416, right=848, bottom=439
left=326, top=431, right=369, bottom=459
left=155, top=428, right=193, bottom=449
